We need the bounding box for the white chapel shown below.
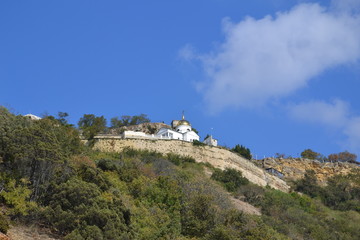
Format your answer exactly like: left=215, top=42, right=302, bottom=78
left=156, top=114, right=200, bottom=142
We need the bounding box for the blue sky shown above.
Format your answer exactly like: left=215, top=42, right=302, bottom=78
left=1, top=0, right=360, bottom=159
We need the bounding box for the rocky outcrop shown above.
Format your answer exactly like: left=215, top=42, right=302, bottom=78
left=260, top=157, right=359, bottom=184
left=93, top=138, right=290, bottom=192
left=0, top=232, right=10, bottom=240
left=109, top=122, right=170, bottom=135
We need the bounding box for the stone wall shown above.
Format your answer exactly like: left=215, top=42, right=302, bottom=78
left=93, top=138, right=290, bottom=192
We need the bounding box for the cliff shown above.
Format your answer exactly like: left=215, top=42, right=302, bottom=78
left=259, top=157, right=360, bottom=184
left=92, top=138, right=290, bottom=192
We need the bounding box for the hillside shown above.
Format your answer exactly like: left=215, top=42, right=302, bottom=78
left=92, top=137, right=290, bottom=192
left=1, top=107, right=360, bottom=240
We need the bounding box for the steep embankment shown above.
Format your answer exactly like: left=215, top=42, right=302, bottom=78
left=260, top=157, right=359, bottom=184
left=93, top=138, right=290, bottom=192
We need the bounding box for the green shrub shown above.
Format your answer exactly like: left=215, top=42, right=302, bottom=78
left=166, top=153, right=195, bottom=166
left=0, top=213, right=9, bottom=234
left=237, top=184, right=265, bottom=206
left=211, top=168, right=249, bottom=192
left=231, top=144, right=252, bottom=160
left=181, top=194, right=216, bottom=237
left=192, top=140, right=205, bottom=147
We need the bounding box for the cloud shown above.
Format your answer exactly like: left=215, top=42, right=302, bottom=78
left=289, top=99, right=360, bottom=154
left=343, top=117, right=360, bottom=153
left=288, top=99, right=350, bottom=127
left=331, top=0, right=360, bottom=14
left=189, top=2, right=360, bottom=112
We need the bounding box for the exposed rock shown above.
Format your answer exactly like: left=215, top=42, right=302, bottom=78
left=109, top=122, right=170, bottom=135
left=259, top=157, right=359, bottom=184
left=0, top=232, right=10, bottom=240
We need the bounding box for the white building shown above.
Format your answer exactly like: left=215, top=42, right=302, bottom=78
left=156, top=114, right=200, bottom=142
left=203, top=135, right=218, bottom=146
left=24, top=114, right=42, bottom=120
left=116, top=114, right=219, bottom=146
left=121, top=130, right=153, bottom=139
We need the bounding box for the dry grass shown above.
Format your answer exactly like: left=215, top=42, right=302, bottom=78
left=7, top=225, right=60, bottom=240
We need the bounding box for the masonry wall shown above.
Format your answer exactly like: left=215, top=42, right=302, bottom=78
left=93, top=138, right=290, bottom=192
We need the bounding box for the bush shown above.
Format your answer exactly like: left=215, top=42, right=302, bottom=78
left=328, top=151, right=357, bottom=163
left=192, top=140, right=205, bottom=147
left=237, top=184, right=265, bottom=206
left=301, top=149, right=320, bottom=160
left=231, top=144, right=252, bottom=160
left=211, top=168, right=249, bottom=192
left=294, top=170, right=323, bottom=198
left=166, top=153, right=195, bottom=166
left=0, top=213, right=9, bottom=234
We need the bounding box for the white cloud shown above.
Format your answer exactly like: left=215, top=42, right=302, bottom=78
left=178, top=44, right=197, bottom=62
left=343, top=117, right=360, bottom=153
left=288, top=99, right=350, bottom=127
left=190, top=2, right=360, bottom=112
left=289, top=99, right=360, bottom=154
left=331, top=0, right=360, bottom=14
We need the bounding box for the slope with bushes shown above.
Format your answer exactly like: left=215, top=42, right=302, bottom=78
left=1, top=107, right=360, bottom=239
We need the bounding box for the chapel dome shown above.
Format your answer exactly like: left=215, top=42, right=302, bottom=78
left=178, top=119, right=191, bottom=126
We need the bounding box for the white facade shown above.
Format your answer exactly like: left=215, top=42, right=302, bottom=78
left=121, top=131, right=153, bottom=139
left=155, top=115, right=200, bottom=142
left=157, top=128, right=183, bottom=140
left=111, top=114, right=218, bottom=145
left=203, top=135, right=218, bottom=146
left=24, top=114, right=42, bottom=120
left=156, top=127, right=200, bottom=142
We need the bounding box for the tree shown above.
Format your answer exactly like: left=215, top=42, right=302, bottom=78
left=301, top=149, right=320, bottom=160
left=110, top=114, right=150, bottom=128
left=110, top=117, right=123, bottom=128
left=78, top=114, right=107, bottom=140
left=0, top=111, right=81, bottom=201
left=328, top=151, right=357, bottom=163
left=232, top=144, right=252, bottom=160
left=57, top=112, right=70, bottom=126
left=129, top=114, right=150, bottom=125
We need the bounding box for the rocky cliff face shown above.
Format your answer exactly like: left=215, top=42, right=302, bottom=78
left=93, top=138, right=290, bottom=192
left=259, top=157, right=359, bottom=184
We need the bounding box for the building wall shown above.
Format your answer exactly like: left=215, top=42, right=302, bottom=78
left=183, top=131, right=200, bottom=142
left=93, top=138, right=290, bottom=192
left=204, top=137, right=218, bottom=146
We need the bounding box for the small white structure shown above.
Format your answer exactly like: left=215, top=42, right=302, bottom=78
left=203, top=135, right=218, bottom=146
left=156, top=114, right=200, bottom=142
left=121, top=131, right=153, bottom=139
left=24, top=114, right=42, bottom=120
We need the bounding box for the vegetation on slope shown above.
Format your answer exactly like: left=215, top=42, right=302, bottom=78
left=1, top=107, right=360, bottom=239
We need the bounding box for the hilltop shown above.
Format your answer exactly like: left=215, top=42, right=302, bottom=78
left=108, top=122, right=170, bottom=135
